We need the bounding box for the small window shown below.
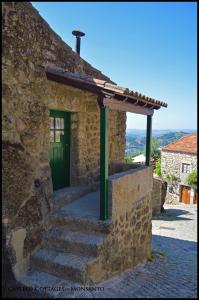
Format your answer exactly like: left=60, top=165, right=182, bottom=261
left=55, top=118, right=64, bottom=129
left=182, top=163, right=191, bottom=173
left=50, top=117, right=54, bottom=129
left=50, top=130, right=54, bottom=142
left=55, top=130, right=64, bottom=143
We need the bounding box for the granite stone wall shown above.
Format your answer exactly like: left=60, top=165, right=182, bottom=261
left=2, top=1, right=126, bottom=276
left=161, top=150, right=197, bottom=205
left=151, top=178, right=162, bottom=214
left=161, top=150, right=197, bottom=184
left=99, top=166, right=153, bottom=277
left=151, top=177, right=167, bottom=214
left=165, top=192, right=180, bottom=205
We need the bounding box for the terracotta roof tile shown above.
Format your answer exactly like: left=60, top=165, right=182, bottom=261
left=46, top=66, right=167, bottom=108
left=162, top=133, right=197, bottom=154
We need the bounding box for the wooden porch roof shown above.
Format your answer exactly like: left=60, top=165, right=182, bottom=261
left=46, top=66, right=167, bottom=115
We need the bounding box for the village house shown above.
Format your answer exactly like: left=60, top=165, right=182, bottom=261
left=161, top=133, right=197, bottom=205
left=2, top=2, right=167, bottom=292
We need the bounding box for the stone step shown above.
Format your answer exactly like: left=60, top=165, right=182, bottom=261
left=43, top=227, right=105, bottom=257
left=17, top=270, right=78, bottom=298
left=47, top=191, right=112, bottom=234
left=48, top=211, right=112, bottom=234
left=30, top=248, right=97, bottom=284
left=49, top=185, right=92, bottom=212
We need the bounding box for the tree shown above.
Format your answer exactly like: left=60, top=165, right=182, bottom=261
left=144, top=137, right=160, bottom=160
left=154, top=158, right=161, bottom=177
left=151, top=137, right=161, bottom=159
left=186, top=171, right=197, bottom=188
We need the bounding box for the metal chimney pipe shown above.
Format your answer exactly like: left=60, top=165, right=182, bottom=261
left=72, top=29, right=85, bottom=55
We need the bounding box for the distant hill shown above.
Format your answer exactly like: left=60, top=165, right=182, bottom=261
left=157, top=131, right=193, bottom=147
left=125, top=129, right=197, bottom=156
left=126, top=128, right=196, bottom=137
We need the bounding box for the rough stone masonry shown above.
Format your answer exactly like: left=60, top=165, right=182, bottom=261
left=161, top=150, right=197, bottom=184
left=2, top=1, right=126, bottom=277
left=2, top=1, right=153, bottom=284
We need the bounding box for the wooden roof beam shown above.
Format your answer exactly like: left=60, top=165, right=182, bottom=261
left=103, top=98, right=154, bottom=116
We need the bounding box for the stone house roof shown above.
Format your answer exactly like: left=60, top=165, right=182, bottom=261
left=46, top=66, right=167, bottom=111
left=162, top=133, right=197, bottom=154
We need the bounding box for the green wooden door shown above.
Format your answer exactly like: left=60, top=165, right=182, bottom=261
left=49, top=110, right=70, bottom=191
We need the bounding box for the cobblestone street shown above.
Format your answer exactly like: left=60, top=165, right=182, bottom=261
left=69, top=204, right=197, bottom=298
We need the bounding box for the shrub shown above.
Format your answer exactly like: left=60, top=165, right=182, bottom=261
left=166, top=174, right=179, bottom=183
left=145, top=137, right=161, bottom=160
left=186, top=171, right=197, bottom=188
left=154, top=158, right=161, bottom=177
left=124, top=156, right=132, bottom=163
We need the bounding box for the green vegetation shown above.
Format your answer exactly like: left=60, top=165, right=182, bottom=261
left=152, top=249, right=165, bottom=257
left=147, top=249, right=165, bottom=262
left=166, top=174, right=179, bottom=184
left=157, top=131, right=189, bottom=147
left=125, top=130, right=195, bottom=157
left=186, top=171, right=197, bottom=188
left=165, top=174, right=180, bottom=193
left=124, top=156, right=132, bottom=163
left=147, top=253, right=156, bottom=262
left=166, top=174, right=180, bottom=186
left=125, top=135, right=145, bottom=156
left=150, top=137, right=161, bottom=159
left=154, top=158, right=161, bottom=177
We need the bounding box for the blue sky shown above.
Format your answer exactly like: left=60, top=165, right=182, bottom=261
left=32, top=2, right=197, bottom=130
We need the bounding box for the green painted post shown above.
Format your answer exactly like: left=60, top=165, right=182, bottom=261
left=100, top=106, right=109, bottom=220
left=145, top=115, right=152, bottom=166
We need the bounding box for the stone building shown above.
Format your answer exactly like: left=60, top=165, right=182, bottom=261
left=161, top=133, right=197, bottom=204
left=2, top=2, right=167, bottom=293
left=151, top=177, right=167, bottom=214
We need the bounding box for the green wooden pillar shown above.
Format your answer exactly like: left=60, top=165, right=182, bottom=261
left=145, top=115, right=152, bottom=166
left=100, top=106, right=109, bottom=220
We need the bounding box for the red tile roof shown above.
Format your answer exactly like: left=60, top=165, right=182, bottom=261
left=162, top=133, right=197, bottom=154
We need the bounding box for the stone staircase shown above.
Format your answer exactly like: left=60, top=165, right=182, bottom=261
left=18, top=190, right=111, bottom=297
left=48, top=185, right=93, bottom=212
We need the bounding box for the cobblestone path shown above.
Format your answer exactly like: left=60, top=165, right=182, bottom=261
left=67, top=204, right=197, bottom=298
